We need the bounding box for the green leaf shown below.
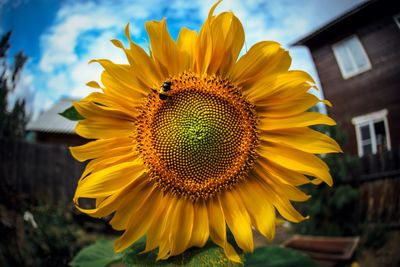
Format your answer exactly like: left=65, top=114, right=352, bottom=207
left=244, top=246, right=319, bottom=267
left=69, top=239, right=122, bottom=267
left=122, top=240, right=243, bottom=267
left=59, top=105, right=85, bottom=121
left=183, top=244, right=243, bottom=267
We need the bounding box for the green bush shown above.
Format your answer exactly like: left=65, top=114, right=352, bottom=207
left=292, top=125, right=362, bottom=236
left=0, top=203, right=89, bottom=267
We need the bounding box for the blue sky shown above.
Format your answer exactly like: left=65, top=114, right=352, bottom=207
left=1, top=0, right=365, bottom=117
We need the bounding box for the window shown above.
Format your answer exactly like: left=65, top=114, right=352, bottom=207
left=332, top=35, right=371, bottom=79
left=394, top=13, right=400, bottom=29
left=352, top=109, right=391, bottom=157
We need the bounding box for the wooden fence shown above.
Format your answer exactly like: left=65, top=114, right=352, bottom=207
left=357, top=148, right=400, bottom=227
left=0, top=138, right=84, bottom=204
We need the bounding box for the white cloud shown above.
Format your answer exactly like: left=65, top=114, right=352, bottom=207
left=34, top=0, right=159, bottom=114
left=32, top=90, right=54, bottom=116
left=39, top=2, right=127, bottom=73
left=46, top=72, right=69, bottom=93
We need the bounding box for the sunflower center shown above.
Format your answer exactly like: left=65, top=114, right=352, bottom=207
left=153, top=90, right=244, bottom=181
left=136, top=72, right=258, bottom=200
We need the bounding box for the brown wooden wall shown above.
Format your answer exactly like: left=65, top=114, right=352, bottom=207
left=357, top=147, right=400, bottom=226
left=35, top=132, right=87, bottom=147
left=308, top=5, right=400, bottom=155
left=0, top=138, right=84, bottom=205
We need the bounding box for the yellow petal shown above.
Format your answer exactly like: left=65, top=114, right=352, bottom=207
left=270, top=193, right=308, bottom=223
left=253, top=165, right=310, bottom=202
left=110, top=39, right=124, bottom=48
left=220, top=191, right=254, bottom=252
left=256, top=93, right=322, bottom=118
left=157, top=196, right=179, bottom=260
left=258, top=144, right=333, bottom=186
left=230, top=41, right=291, bottom=89
left=207, top=196, right=241, bottom=263
left=169, top=198, right=194, bottom=256
left=142, top=194, right=170, bottom=253
left=76, top=117, right=134, bottom=139
left=195, top=0, right=220, bottom=74
left=258, top=112, right=336, bottom=130
left=79, top=151, right=138, bottom=181
left=81, top=91, right=139, bottom=118
left=70, top=137, right=133, bottom=162
left=236, top=180, right=276, bottom=240
left=74, top=159, right=145, bottom=200
left=96, top=197, right=105, bottom=207
left=110, top=181, right=154, bottom=231
left=244, top=71, right=314, bottom=104
left=91, top=59, right=148, bottom=98
left=260, top=127, right=342, bottom=154
left=251, top=171, right=308, bottom=223
left=124, top=24, right=163, bottom=87
left=145, top=19, right=183, bottom=76
left=216, top=13, right=244, bottom=76
left=177, top=27, right=197, bottom=71
left=86, top=80, right=102, bottom=89
left=75, top=174, right=145, bottom=218
left=265, top=190, right=308, bottom=223
left=205, top=12, right=244, bottom=75
left=79, top=152, right=139, bottom=183
left=73, top=99, right=134, bottom=122
left=114, top=187, right=163, bottom=253
left=189, top=199, right=209, bottom=248
left=256, top=157, right=311, bottom=186
left=207, top=196, right=225, bottom=248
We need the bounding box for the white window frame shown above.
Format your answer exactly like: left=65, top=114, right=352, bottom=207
left=332, top=35, right=372, bottom=79
left=352, top=109, right=391, bottom=157
left=394, top=13, right=400, bottom=29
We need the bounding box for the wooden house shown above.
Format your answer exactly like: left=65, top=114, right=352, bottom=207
left=292, top=0, right=400, bottom=156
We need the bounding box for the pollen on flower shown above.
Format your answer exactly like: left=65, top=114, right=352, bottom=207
left=136, top=72, right=259, bottom=200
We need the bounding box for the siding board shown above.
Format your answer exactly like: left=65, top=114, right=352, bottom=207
left=307, top=5, right=400, bottom=154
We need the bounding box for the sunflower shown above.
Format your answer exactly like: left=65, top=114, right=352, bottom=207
left=71, top=1, right=341, bottom=262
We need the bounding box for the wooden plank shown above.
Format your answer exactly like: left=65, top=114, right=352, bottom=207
left=0, top=139, right=85, bottom=205
left=360, top=176, right=400, bottom=224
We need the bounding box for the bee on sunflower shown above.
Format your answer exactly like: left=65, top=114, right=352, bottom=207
left=70, top=1, right=341, bottom=263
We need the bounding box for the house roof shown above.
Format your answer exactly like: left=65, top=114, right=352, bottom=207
left=27, top=99, right=77, bottom=134
left=291, top=0, right=379, bottom=46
